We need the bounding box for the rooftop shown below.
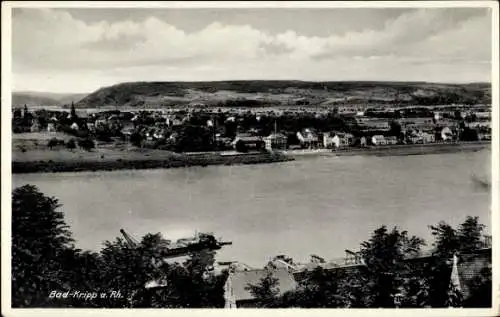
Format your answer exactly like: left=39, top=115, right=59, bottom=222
left=229, top=268, right=297, bottom=302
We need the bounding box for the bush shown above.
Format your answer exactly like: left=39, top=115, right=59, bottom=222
left=66, top=139, right=77, bottom=150
left=235, top=140, right=248, bottom=153
left=47, top=138, right=64, bottom=150
left=78, top=138, right=95, bottom=151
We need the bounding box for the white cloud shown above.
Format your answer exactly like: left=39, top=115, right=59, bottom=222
left=11, top=8, right=492, bottom=93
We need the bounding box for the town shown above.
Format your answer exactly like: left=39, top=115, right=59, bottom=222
left=12, top=101, right=492, bottom=157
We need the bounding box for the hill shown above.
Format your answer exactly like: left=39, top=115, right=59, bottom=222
left=72, top=80, right=491, bottom=108
left=12, top=92, right=88, bottom=107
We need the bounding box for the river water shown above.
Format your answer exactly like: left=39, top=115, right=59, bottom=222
left=13, top=150, right=491, bottom=267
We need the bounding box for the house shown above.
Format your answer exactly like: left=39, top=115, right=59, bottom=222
left=478, top=133, right=492, bottom=141
left=400, top=117, right=436, bottom=132
left=30, top=120, right=41, bottom=132
left=223, top=268, right=298, bottom=308
left=232, top=134, right=265, bottom=152
left=86, top=122, right=96, bottom=132
left=473, top=111, right=491, bottom=120
left=385, top=136, right=399, bottom=145
left=296, top=128, right=319, bottom=149
left=324, top=132, right=354, bottom=149
left=360, top=136, right=367, bottom=147
left=421, top=132, right=435, bottom=144
left=47, top=122, right=57, bottom=133
left=465, top=121, right=491, bottom=129
left=95, top=119, right=108, bottom=129
left=371, top=135, right=387, bottom=146
left=441, top=127, right=454, bottom=141
left=356, top=117, right=391, bottom=131
left=264, top=133, right=288, bottom=151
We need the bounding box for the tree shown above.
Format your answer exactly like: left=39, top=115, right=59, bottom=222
left=457, top=216, right=485, bottom=253
left=11, top=186, right=228, bottom=308
left=428, top=216, right=489, bottom=307
left=174, top=125, right=215, bottom=152
left=66, top=139, right=76, bottom=151
left=359, top=226, right=426, bottom=308
left=78, top=138, right=95, bottom=151
left=130, top=131, right=144, bottom=147
left=245, top=269, right=280, bottom=308
left=13, top=108, right=22, bottom=119
left=97, top=236, right=161, bottom=308
left=459, top=127, right=479, bottom=142
left=12, top=185, right=75, bottom=307
left=235, top=140, right=248, bottom=153
left=47, top=137, right=63, bottom=150
left=280, top=267, right=346, bottom=308
left=389, top=120, right=402, bottom=137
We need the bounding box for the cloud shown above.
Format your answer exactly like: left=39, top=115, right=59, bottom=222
left=11, top=7, right=492, bottom=92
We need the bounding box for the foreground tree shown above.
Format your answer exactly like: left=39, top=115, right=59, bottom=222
left=359, top=226, right=426, bottom=308
left=11, top=185, right=75, bottom=307
left=280, top=267, right=346, bottom=308
left=428, top=216, right=489, bottom=307
left=245, top=269, right=280, bottom=308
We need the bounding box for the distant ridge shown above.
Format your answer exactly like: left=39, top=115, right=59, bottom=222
left=14, top=80, right=491, bottom=109
left=12, top=91, right=88, bottom=107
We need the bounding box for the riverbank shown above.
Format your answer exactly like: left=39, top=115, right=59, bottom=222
left=12, top=149, right=293, bottom=174
left=285, top=141, right=490, bottom=159
left=12, top=141, right=490, bottom=174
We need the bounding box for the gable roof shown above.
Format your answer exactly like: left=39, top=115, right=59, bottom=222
left=265, top=133, right=287, bottom=140
left=228, top=268, right=297, bottom=302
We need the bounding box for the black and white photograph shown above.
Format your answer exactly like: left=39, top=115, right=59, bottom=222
left=1, top=1, right=498, bottom=314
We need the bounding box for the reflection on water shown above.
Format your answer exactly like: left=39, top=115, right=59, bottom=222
left=13, top=150, right=491, bottom=267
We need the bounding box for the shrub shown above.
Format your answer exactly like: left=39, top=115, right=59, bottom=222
left=78, top=138, right=95, bottom=151
left=47, top=138, right=64, bottom=150
left=66, top=139, right=77, bottom=150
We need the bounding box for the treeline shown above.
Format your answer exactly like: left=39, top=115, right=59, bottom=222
left=11, top=185, right=492, bottom=308
left=247, top=220, right=491, bottom=308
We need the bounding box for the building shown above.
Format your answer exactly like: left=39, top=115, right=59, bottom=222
left=465, top=121, right=491, bottom=129
left=297, top=128, right=319, bottom=149
left=371, top=135, right=387, bottom=146
left=264, top=133, right=288, bottom=151
left=47, top=122, right=57, bottom=133
left=441, top=127, right=454, bottom=141
left=356, top=117, right=391, bottom=131
left=400, top=117, right=435, bottom=132
left=291, top=244, right=492, bottom=306
left=232, top=134, right=265, bottom=152
left=324, top=132, right=354, bottom=149
left=421, top=132, right=435, bottom=144
left=385, top=136, right=399, bottom=145
left=360, top=136, right=367, bottom=147
left=86, top=122, right=96, bottom=132
left=223, top=268, right=298, bottom=308
left=478, top=133, right=492, bottom=141
left=30, top=120, right=41, bottom=132
left=95, top=119, right=108, bottom=129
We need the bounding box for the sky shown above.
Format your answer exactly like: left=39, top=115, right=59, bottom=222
left=11, top=6, right=493, bottom=93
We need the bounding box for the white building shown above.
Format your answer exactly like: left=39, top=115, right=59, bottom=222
left=47, top=123, right=57, bottom=133
left=371, top=135, right=387, bottom=146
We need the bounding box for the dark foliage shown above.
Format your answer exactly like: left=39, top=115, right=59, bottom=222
left=12, top=185, right=75, bottom=307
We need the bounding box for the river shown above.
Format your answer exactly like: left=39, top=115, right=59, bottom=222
left=13, top=150, right=491, bottom=267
